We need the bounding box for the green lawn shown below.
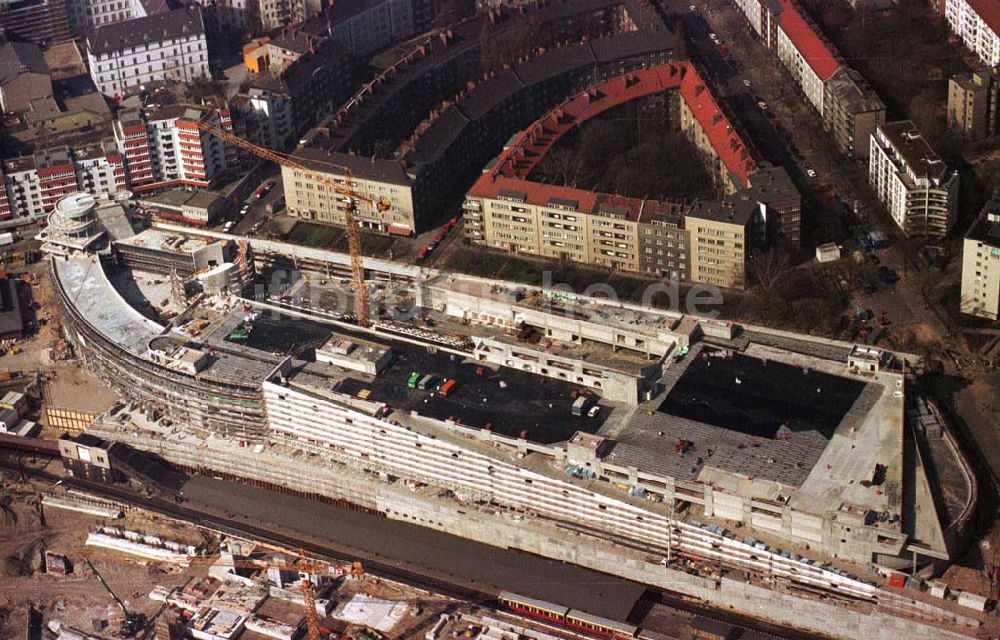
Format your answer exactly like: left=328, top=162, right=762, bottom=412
left=287, top=223, right=397, bottom=256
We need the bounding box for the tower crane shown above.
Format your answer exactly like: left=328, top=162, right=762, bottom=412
left=182, top=550, right=365, bottom=640
left=196, top=122, right=377, bottom=327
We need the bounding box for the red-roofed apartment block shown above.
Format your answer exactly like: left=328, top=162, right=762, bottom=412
left=464, top=63, right=800, bottom=289
left=730, top=0, right=885, bottom=158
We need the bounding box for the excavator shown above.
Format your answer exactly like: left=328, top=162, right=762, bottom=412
left=85, top=558, right=147, bottom=637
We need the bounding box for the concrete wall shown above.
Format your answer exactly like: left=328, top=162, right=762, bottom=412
left=86, top=422, right=978, bottom=640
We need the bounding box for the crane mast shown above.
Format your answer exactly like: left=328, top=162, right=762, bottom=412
left=196, top=122, right=372, bottom=327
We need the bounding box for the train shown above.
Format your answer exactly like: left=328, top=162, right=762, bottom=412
left=497, top=592, right=671, bottom=640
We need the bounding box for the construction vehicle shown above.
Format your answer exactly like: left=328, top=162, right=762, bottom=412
left=85, top=558, right=147, bottom=637
left=196, top=122, right=373, bottom=328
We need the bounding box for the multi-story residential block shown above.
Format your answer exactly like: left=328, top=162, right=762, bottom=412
left=0, top=0, right=71, bottom=46
left=463, top=63, right=797, bottom=289
left=868, top=121, right=959, bottom=238
left=0, top=143, right=124, bottom=221
left=230, top=88, right=293, bottom=152
left=747, top=164, right=802, bottom=249
left=74, top=139, right=128, bottom=196
left=961, top=192, right=1000, bottom=320
left=686, top=199, right=759, bottom=289
left=283, top=148, right=417, bottom=234
left=86, top=7, right=210, bottom=98
left=730, top=0, right=885, bottom=158
left=824, top=67, right=886, bottom=159
left=287, top=21, right=676, bottom=235
left=242, top=24, right=355, bottom=139
left=948, top=70, right=997, bottom=140
left=945, top=0, right=1000, bottom=68
left=66, top=0, right=169, bottom=35
left=329, top=0, right=416, bottom=57
left=773, top=0, right=836, bottom=116
left=112, top=104, right=231, bottom=193
left=0, top=41, right=54, bottom=115
left=254, top=0, right=306, bottom=32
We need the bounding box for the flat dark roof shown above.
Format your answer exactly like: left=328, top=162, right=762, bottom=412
left=965, top=194, right=1000, bottom=246
left=181, top=474, right=647, bottom=621
left=658, top=348, right=866, bottom=440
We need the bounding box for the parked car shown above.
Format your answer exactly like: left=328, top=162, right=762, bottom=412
left=743, top=78, right=752, bottom=87
left=240, top=204, right=251, bottom=216
left=254, top=181, right=274, bottom=199
left=223, top=220, right=235, bottom=233
left=806, top=169, right=817, bottom=178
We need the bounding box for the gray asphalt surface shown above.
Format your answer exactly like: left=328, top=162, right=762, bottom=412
left=181, top=475, right=646, bottom=621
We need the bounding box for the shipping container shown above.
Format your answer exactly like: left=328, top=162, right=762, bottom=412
left=438, top=378, right=457, bottom=397
left=417, top=374, right=437, bottom=390
left=571, top=396, right=590, bottom=416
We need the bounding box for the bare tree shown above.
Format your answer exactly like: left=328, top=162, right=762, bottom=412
left=749, top=249, right=791, bottom=294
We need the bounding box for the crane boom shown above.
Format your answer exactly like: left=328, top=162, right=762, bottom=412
left=197, top=122, right=372, bottom=327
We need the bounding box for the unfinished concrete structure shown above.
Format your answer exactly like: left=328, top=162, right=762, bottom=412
left=52, top=224, right=982, bottom=640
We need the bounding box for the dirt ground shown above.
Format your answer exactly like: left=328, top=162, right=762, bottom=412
left=0, top=473, right=206, bottom=638
left=2, top=265, right=119, bottom=433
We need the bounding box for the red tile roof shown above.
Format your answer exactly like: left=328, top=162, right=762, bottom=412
left=491, top=61, right=755, bottom=189
left=776, top=0, right=840, bottom=82
left=967, top=0, right=1000, bottom=36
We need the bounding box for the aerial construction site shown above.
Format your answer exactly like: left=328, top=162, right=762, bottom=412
left=0, top=211, right=972, bottom=640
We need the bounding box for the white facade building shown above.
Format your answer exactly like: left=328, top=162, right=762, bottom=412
left=0, top=143, right=125, bottom=221
left=67, top=0, right=169, bottom=35
left=961, top=194, right=1000, bottom=320
left=773, top=0, right=838, bottom=116
left=868, top=121, right=958, bottom=238
left=231, top=88, right=293, bottom=151
left=945, top=0, right=1000, bottom=68
left=86, top=7, right=210, bottom=98
left=113, top=104, right=230, bottom=192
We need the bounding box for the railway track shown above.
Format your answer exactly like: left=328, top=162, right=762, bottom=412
left=0, top=442, right=806, bottom=639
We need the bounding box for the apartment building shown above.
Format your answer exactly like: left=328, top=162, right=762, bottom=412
left=686, top=199, right=759, bottom=289
left=86, top=7, right=210, bottom=98
left=329, top=0, right=416, bottom=57
left=948, top=70, right=997, bottom=140
left=230, top=88, right=293, bottom=152
left=0, top=144, right=124, bottom=221
left=731, top=0, right=885, bottom=158
left=774, top=0, right=837, bottom=115
left=113, top=104, right=231, bottom=193
left=243, top=24, right=355, bottom=139
left=824, top=67, right=886, bottom=159
left=465, top=173, right=772, bottom=289
left=66, top=0, right=169, bottom=35
left=283, top=147, right=417, bottom=234
left=945, top=0, right=1000, bottom=68
left=961, top=193, right=1000, bottom=319
left=74, top=139, right=128, bottom=197
left=868, top=121, right=959, bottom=238
left=0, top=0, right=71, bottom=46
left=255, top=0, right=306, bottom=31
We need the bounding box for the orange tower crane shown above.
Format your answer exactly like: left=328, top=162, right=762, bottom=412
left=196, top=122, right=379, bottom=327
left=182, top=551, right=365, bottom=640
